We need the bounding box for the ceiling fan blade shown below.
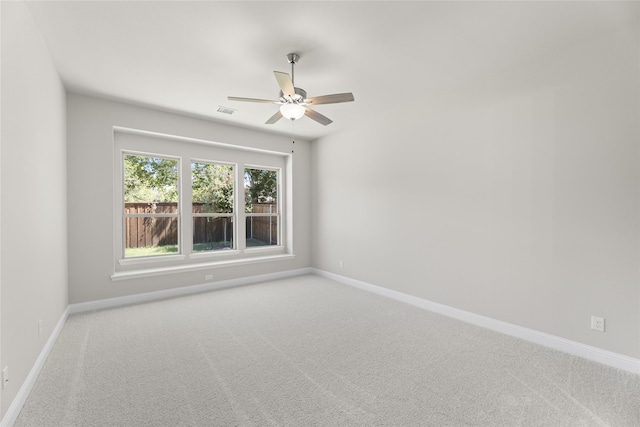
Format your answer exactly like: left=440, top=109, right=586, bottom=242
left=227, top=96, right=279, bottom=104
left=304, top=93, right=355, bottom=105
left=274, top=71, right=295, bottom=98
left=265, top=110, right=283, bottom=124
left=304, top=107, right=333, bottom=126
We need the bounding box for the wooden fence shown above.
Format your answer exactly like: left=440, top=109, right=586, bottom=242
left=247, top=204, right=278, bottom=246
left=125, top=203, right=177, bottom=249
left=124, top=202, right=276, bottom=248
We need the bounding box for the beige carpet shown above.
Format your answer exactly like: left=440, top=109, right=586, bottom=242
left=15, top=275, right=640, bottom=426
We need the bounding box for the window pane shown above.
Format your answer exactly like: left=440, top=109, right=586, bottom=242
left=125, top=216, right=178, bottom=258
left=246, top=216, right=278, bottom=247
left=192, top=162, right=234, bottom=214
left=123, top=154, right=179, bottom=209
left=244, top=168, right=278, bottom=213
left=193, top=217, right=234, bottom=252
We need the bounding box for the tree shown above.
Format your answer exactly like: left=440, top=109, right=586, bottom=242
left=124, top=156, right=276, bottom=213
left=124, top=155, right=178, bottom=203
left=191, top=163, right=234, bottom=212
left=244, top=168, right=277, bottom=212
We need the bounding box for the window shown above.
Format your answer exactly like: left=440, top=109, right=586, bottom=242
left=245, top=167, right=279, bottom=247
left=192, top=162, right=235, bottom=252
left=123, top=154, right=180, bottom=258
left=114, top=128, right=292, bottom=278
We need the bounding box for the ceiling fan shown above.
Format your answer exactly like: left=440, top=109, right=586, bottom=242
left=228, top=53, right=354, bottom=126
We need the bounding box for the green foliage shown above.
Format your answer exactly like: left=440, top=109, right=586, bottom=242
left=124, top=155, right=178, bottom=203
left=127, top=239, right=266, bottom=257
left=191, top=163, right=234, bottom=213
left=125, top=244, right=179, bottom=258
left=124, top=157, right=278, bottom=215
left=244, top=168, right=277, bottom=212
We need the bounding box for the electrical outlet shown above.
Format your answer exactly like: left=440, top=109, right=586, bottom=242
left=205, top=274, right=213, bottom=280
left=591, top=316, right=605, bottom=332
left=339, top=260, right=344, bottom=268
left=2, top=366, right=8, bottom=389
left=38, top=320, right=42, bottom=337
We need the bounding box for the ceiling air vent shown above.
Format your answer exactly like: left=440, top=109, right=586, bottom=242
left=216, top=106, right=237, bottom=115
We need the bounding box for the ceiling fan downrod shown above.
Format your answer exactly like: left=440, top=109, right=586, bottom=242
left=286, top=53, right=299, bottom=86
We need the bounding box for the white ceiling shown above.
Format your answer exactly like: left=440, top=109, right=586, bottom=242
left=24, top=1, right=638, bottom=141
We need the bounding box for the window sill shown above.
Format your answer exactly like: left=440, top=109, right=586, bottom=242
left=111, top=253, right=296, bottom=281
left=189, top=249, right=240, bottom=260
left=244, top=245, right=285, bottom=254
left=119, top=254, right=186, bottom=266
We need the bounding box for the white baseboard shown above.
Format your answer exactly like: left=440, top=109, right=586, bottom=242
left=1, top=307, right=70, bottom=427
left=313, top=268, right=640, bottom=376
left=69, top=267, right=314, bottom=314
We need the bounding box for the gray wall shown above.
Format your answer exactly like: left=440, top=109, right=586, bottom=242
left=312, top=23, right=640, bottom=358
left=1, top=1, right=68, bottom=417
left=66, top=94, right=312, bottom=304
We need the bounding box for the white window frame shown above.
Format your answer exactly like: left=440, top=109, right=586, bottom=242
left=119, top=151, right=184, bottom=265
left=190, top=159, right=238, bottom=258
left=112, top=127, right=293, bottom=280
left=244, top=165, right=282, bottom=253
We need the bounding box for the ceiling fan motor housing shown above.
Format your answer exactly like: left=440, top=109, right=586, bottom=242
left=280, top=87, right=307, bottom=103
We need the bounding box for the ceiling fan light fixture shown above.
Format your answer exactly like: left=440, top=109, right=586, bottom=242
left=280, top=103, right=305, bottom=120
